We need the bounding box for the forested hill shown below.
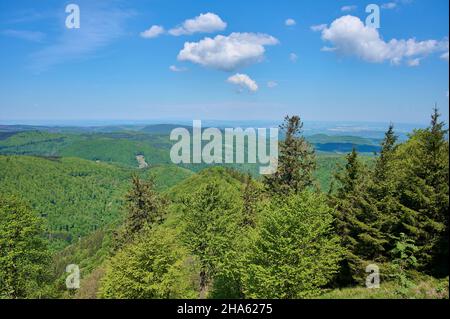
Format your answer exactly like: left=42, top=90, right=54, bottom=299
left=0, top=127, right=381, bottom=167
left=1, top=112, right=448, bottom=300
left=0, top=155, right=193, bottom=250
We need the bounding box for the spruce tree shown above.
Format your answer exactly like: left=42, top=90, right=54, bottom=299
left=370, top=124, right=402, bottom=251
left=264, top=115, right=316, bottom=195
left=395, top=107, right=449, bottom=274
left=330, top=148, right=387, bottom=283
left=114, top=175, right=165, bottom=249
left=374, top=123, right=398, bottom=183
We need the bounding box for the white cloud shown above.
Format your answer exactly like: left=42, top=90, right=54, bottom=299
left=289, top=53, right=298, bottom=62
left=140, top=25, right=164, bottom=39
left=177, top=32, right=279, bottom=71
left=310, top=24, right=327, bottom=32
left=341, top=5, right=357, bottom=12
left=227, top=73, right=258, bottom=92
left=169, top=65, right=188, bottom=72
left=285, top=18, right=296, bottom=26
left=381, top=2, right=398, bottom=9
left=321, top=46, right=337, bottom=52
left=267, top=81, right=278, bottom=88
left=169, top=13, right=226, bottom=36
left=320, top=15, right=448, bottom=65
left=441, top=51, right=449, bottom=62
left=407, top=58, right=421, bottom=67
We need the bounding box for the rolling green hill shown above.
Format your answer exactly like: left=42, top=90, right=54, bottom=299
left=0, top=131, right=171, bottom=167
left=0, top=155, right=193, bottom=250
left=0, top=130, right=379, bottom=168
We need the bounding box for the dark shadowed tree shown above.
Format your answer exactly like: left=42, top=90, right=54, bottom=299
left=330, top=148, right=387, bottom=283
left=264, top=115, right=316, bottom=195
left=394, top=107, right=449, bottom=274
left=369, top=124, right=402, bottom=252
left=113, top=175, right=166, bottom=250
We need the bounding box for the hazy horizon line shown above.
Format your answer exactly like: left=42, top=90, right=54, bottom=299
left=0, top=118, right=432, bottom=127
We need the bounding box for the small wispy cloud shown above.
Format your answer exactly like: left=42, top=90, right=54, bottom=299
left=321, top=46, right=336, bottom=52
left=267, top=81, right=278, bottom=88
left=169, top=65, right=188, bottom=72
left=168, top=13, right=226, bottom=36
left=141, top=25, right=165, bottom=39
left=289, top=53, right=298, bottom=63
left=407, top=58, right=421, bottom=67
left=1, top=29, right=46, bottom=42
left=227, top=73, right=258, bottom=92
left=341, top=5, right=357, bottom=12
left=2, top=9, right=56, bottom=24
left=310, top=24, right=327, bottom=32
left=285, top=18, right=296, bottom=27
left=29, top=1, right=133, bottom=72
left=381, top=2, right=398, bottom=10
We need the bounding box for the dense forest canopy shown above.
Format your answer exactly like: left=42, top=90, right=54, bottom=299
left=0, top=109, right=448, bottom=299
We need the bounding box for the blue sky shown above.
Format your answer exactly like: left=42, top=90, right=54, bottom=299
left=0, top=0, right=448, bottom=124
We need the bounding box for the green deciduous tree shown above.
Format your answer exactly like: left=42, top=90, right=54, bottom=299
left=242, top=191, right=343, bottom=298
left=100, top=227, right=198, bottom=299
left=0, top=195, right=51, bottom=299
left=180, top=181, right=242, bottom=298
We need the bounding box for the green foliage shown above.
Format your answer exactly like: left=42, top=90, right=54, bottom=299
left=264, top=115, right=316, bottom=195
left=113, top=175, right=166, bottom=251
left=389, top=233, right=419, bottom=295
left=315, top=154, right=374, bottom=192
left=167, top=166, right=244, bottom=201
left=100, top=227, right=199, bottom=299
left=0, top=156, right=131, bottom=250
left=319, top=274, right=449, bottom=299
left=147, top=165, right=194, bottom=192
left=330, top=108, right=449, bottom=284
left=0, top=131, right=170, bottom=168
left=330, top=148, right=387, bottom=284
left=1, top=110, right=448, bottom=300
left=0, top=195, right=51, bottom=299
left=368, top=124, right=402, bottom=254
left=391, top=233, right=418, bottom=270
left=0, top=156, right=192, bottom=250
left=241, top=173, right=263, bottom=228
left=180, top=180, right=242, bottom=297
left=392, top=108, right=449, bottom=273
left=50, top=229, right=112, bottom=298
left=242, top=191, right=343, bottom=298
